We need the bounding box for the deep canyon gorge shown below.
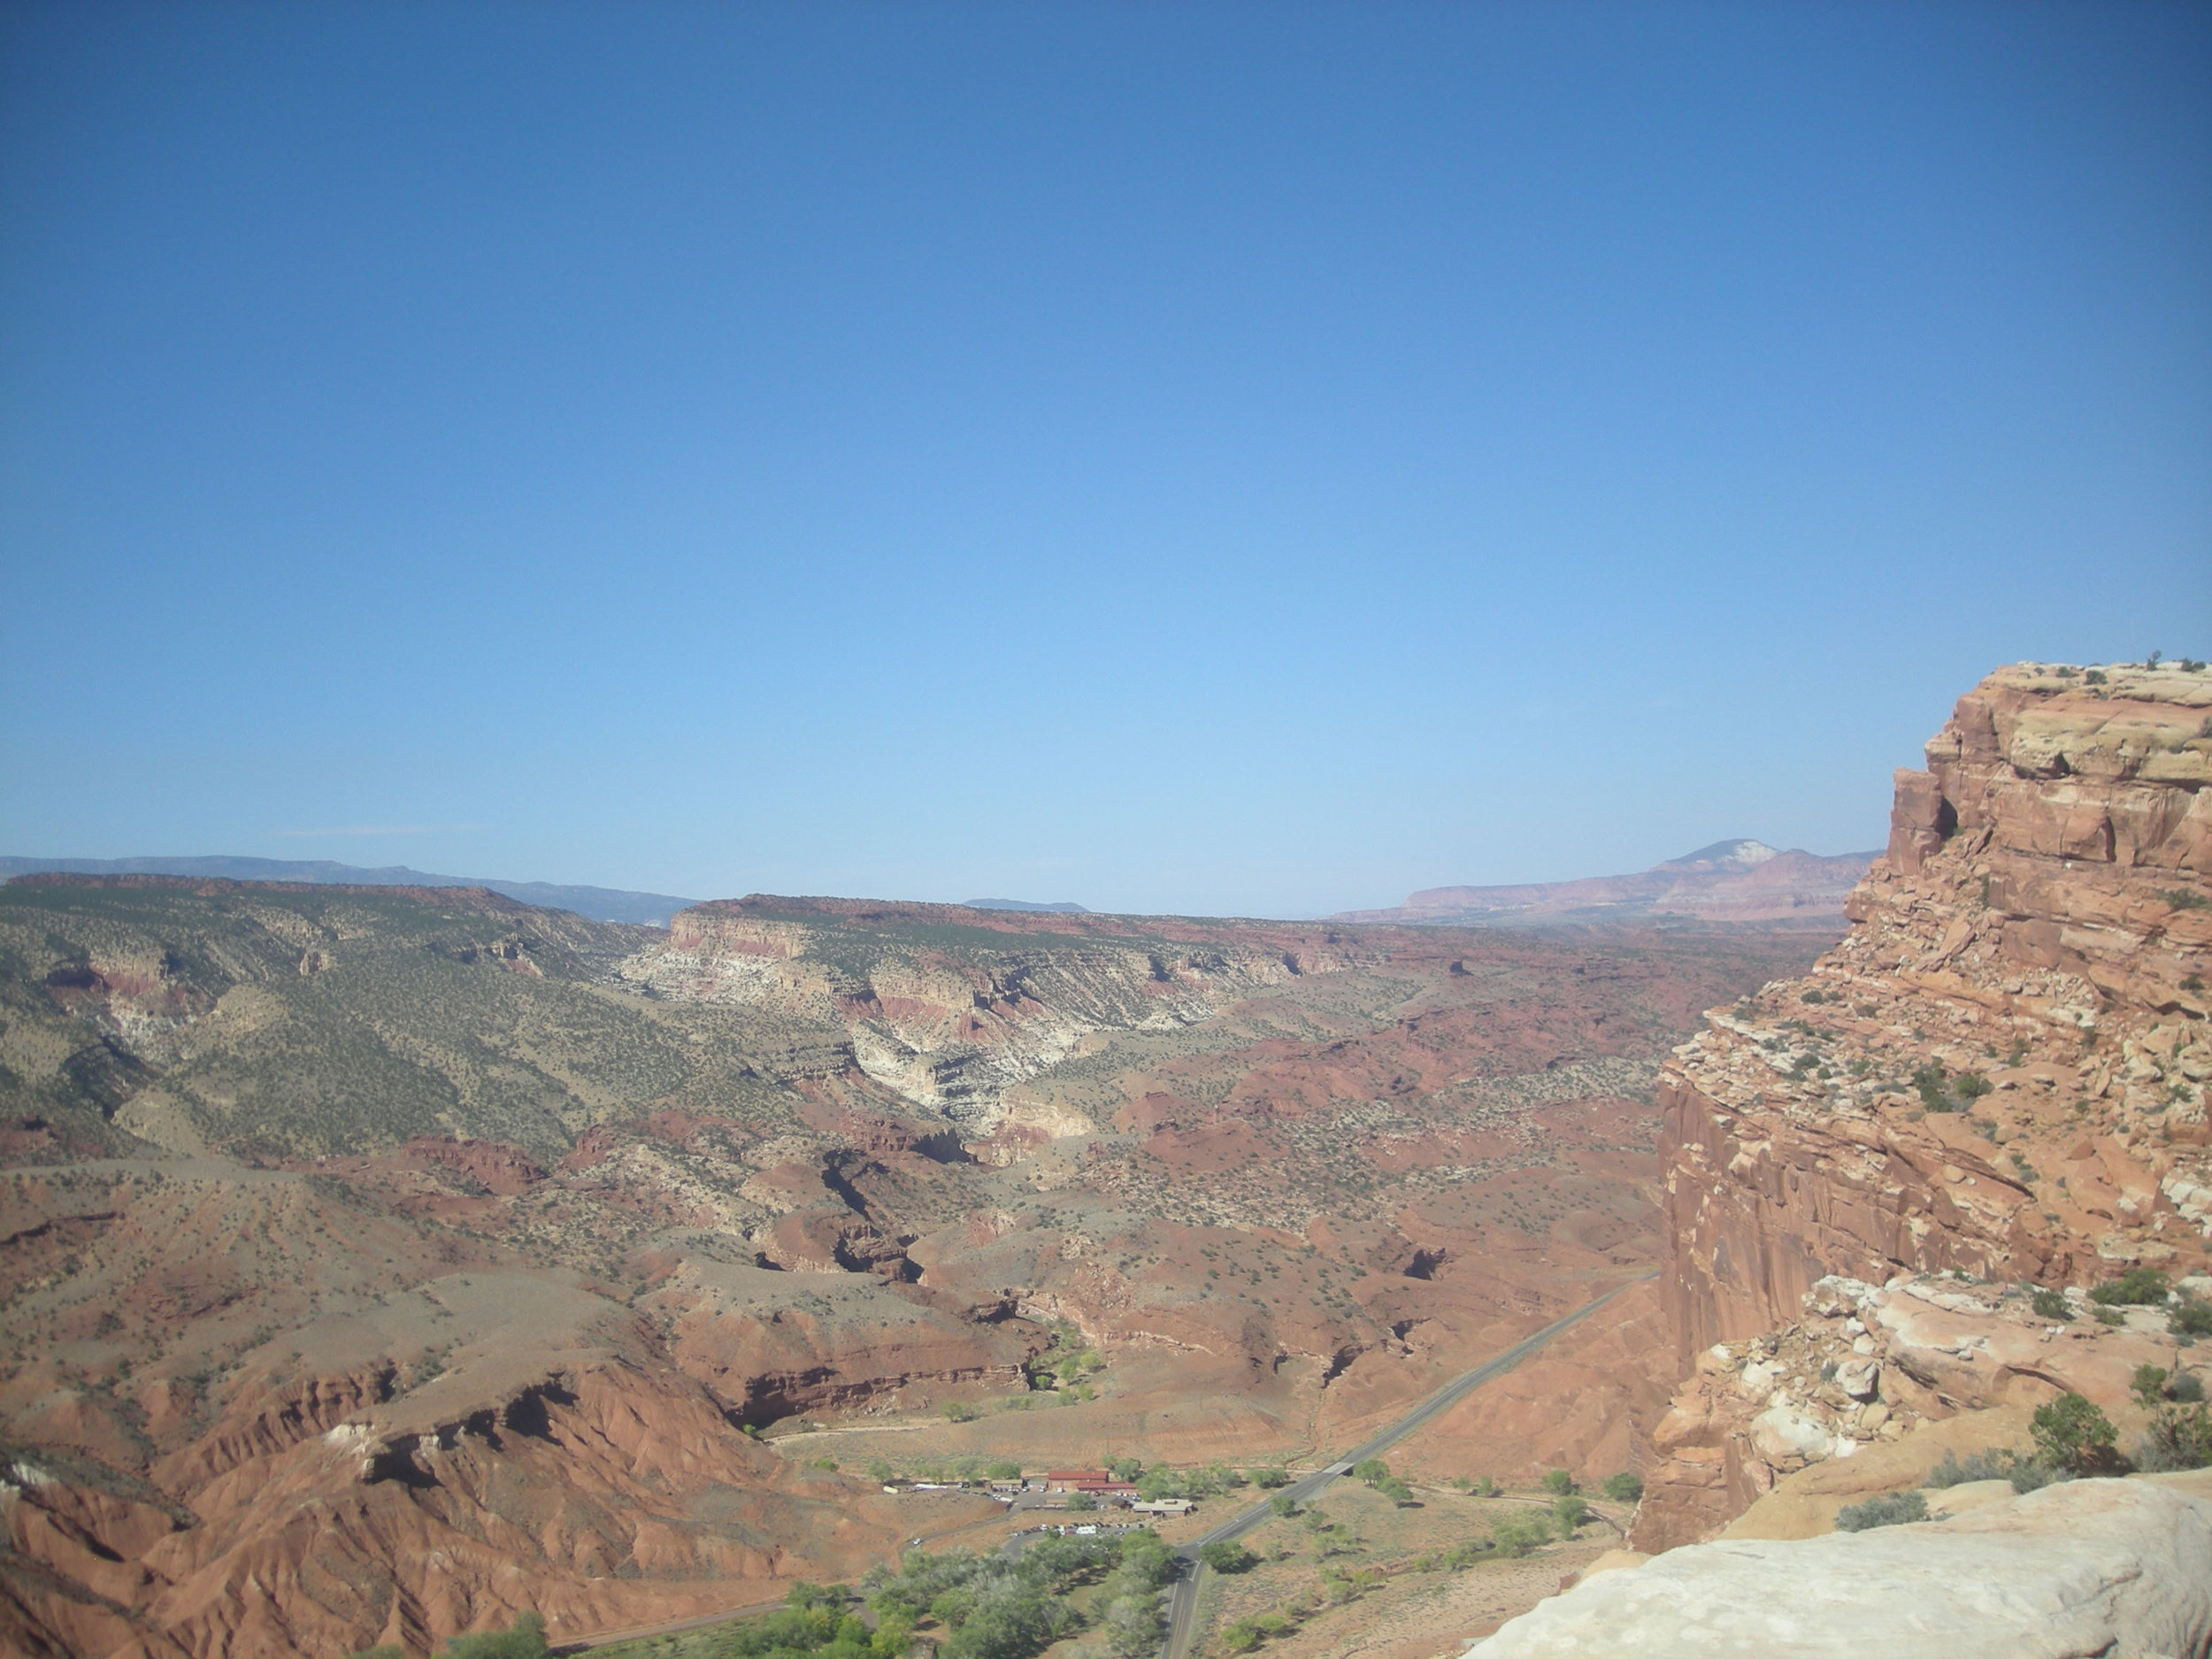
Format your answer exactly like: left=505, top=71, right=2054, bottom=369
left=3, top=660, right=2209, bottom=1659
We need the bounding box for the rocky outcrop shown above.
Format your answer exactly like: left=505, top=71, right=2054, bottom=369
left=1629, top=1268, right=2199, bottom=1549
left=1472, top=1478, right=2212, bottom=1658
left=1632, top=662, right=2212, bottom=1548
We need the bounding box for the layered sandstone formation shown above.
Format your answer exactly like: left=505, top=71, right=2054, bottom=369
left=620, top=896, right=1372, bottom=1133
left=1631, top=661, right=2212, bottom=1548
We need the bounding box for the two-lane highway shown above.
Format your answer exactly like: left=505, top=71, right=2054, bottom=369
left=1157, top=1276, right=1651, bottom=1659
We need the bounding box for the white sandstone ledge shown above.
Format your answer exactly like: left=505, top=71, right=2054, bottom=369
left=1463, top=1478, right=2212, bottom=1659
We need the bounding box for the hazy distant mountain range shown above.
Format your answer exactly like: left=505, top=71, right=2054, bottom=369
left=1333, top=838, right=1880, bottom=928
left=964, top=897, right=1089, bottom=912
left=0, top=855, right=695, bottom=926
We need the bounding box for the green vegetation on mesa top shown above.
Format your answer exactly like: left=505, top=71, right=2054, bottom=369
left=0, top=879, right=803, bottom=1161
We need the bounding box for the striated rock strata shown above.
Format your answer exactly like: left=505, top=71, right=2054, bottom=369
left=1632, top=661, right=2212, bottom=1548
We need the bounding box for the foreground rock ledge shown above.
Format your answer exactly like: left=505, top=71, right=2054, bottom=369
left=1463, top=1479, right=2212, bottom=1658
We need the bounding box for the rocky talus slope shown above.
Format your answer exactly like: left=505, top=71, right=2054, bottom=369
left=1620, top=661, right=2212, bottom=1543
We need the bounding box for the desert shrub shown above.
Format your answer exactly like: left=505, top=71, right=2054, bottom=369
left=1221, top=1621, right=1263, bottom=1653
left=1488, top=1515, right=1551, bottom=1557
left=1923, top=1448, right=2010, bottom=1487
left=2171, top=1300, right=2212, bottom=1338
left=985, top=1461, right=1022, bottom=1480
left=1268, top=1492, right=1298, bottom=1517
left=2031, top=1393, right=2122, bottom=1475
left=1553, top=1495, right=1589, bottom=1531
left=1540, top=1469, right=1575, bottom=1496
left=2029, top=1287, right=2072, bottom=1322
left=1954, top=1071, right=1993, bottom=1102
left=1249, top=1466, right=1289, bottom=1488
left=1913, top=1063, right=1960, bottom=1113
left=2089, top=1268, right=2170, bottom=1306
left=867, top=1460, right=895, bottom=1483
left=2006, top=1458, right=2067, bottom=1494
left=2136, top=1403, right=2212, bottom=1472
left=1601, top=1471, right=1643, bottom=1502
left=942, top=1401, right=979, bottom=1423
left=2174, top=1371, right=2208, bottom=1403
left=1476, top=1476, right=1497, bottom=1497
left=442, top=1614, right=547, bottom=1658
left=2133, top=1364, right=2173, bottom=1408
left=1378, top=1476, right=1416, bottom=1504
left=1833, top=1490, right=1927, bottom=1532
left=1198, top=1541, right=1257, bottom=1574
left=1352, top=1457, right=1390, bottom=1486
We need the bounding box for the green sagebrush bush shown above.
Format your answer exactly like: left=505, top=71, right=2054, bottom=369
left=1834, top=1490, right=1928, bottom=1532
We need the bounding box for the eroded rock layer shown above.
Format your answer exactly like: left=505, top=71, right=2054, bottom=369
left=1633, top=661, right=2212, bottom=1548
left=0, top=877, right=1820, bottom=1655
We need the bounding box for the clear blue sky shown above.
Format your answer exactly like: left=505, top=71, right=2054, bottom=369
left=3, top=3, right=2207, bottom=917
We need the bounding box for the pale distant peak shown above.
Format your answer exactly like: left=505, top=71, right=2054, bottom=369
left=1663, top=839, right=1782, bottom=872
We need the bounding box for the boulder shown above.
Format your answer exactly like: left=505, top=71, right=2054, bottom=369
left=1832, top=1357, right=1879, bottom=1401
left=1463, top=1479, right=2212, bottom=1658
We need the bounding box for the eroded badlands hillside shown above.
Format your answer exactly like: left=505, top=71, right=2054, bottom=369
left=0, top=878, right=1818, bottom=1657
left=1629, top=660, right=2212, bottom=1549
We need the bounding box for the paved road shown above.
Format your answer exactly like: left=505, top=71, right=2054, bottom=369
left=1157, top=1277, right=1651, bottom=1659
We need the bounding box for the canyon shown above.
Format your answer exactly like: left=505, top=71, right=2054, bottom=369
left=0, top=872, right=1818, bottom=1656
left=7, top=657, right=2209, bottom=1659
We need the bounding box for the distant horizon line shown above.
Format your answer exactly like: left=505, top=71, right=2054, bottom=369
left=1, top=839, right=1886, bottom=925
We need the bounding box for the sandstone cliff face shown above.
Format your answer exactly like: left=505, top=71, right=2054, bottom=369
left=1632, top=662, right=2212, bottom=1548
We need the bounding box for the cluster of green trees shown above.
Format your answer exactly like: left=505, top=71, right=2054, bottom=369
left=1132, top=1460, right=1254, bottom=1501
left=1350, top=1458, right=1415, bottom=1504
left=1019, top=1332, right=1107, bottom=1402
left=859, top=1529, right=1175, bottom=1659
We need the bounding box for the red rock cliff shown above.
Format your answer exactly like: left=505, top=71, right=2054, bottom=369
left=1633, top=661, right=2212, bottom=1548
